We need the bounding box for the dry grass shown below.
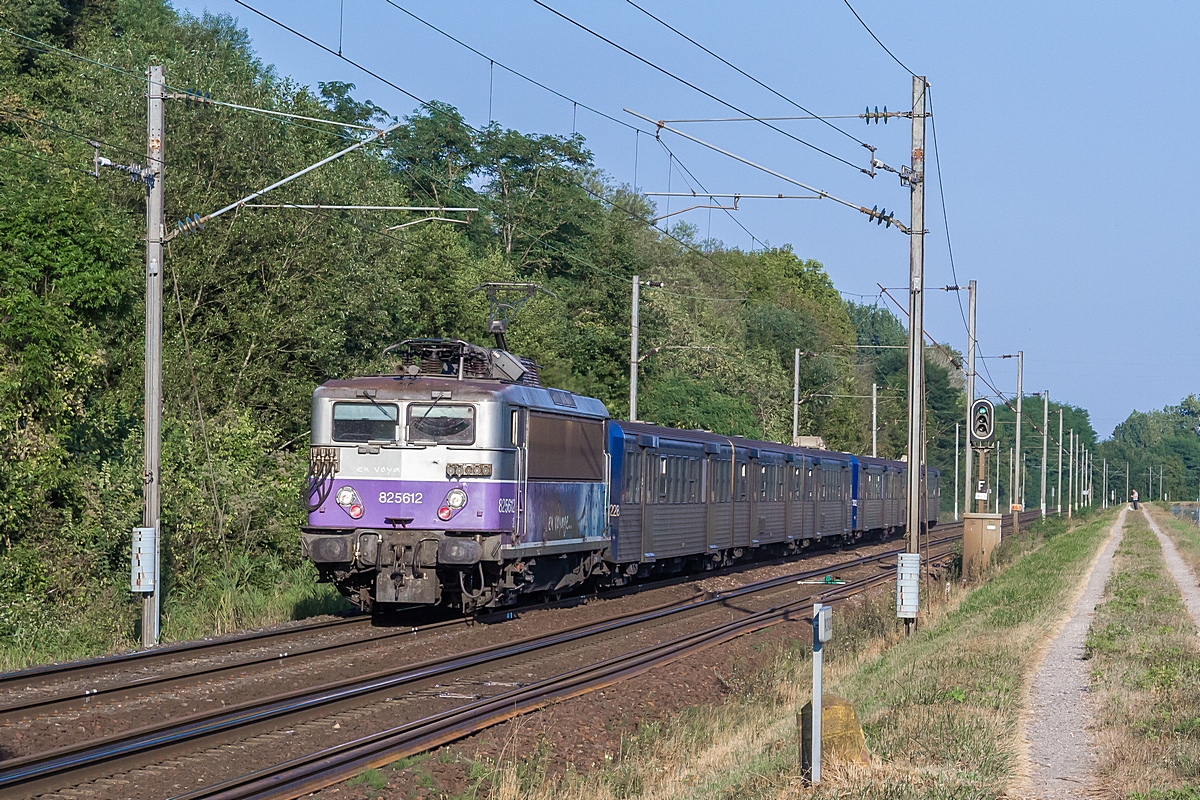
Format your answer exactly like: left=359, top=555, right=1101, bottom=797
left=1085, top=512, right=1200, bottom=799
left=460, top=514, right=1114, bottom=800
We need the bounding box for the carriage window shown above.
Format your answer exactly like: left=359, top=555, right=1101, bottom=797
left=622, top=448, right=642, bottom=505
left=407, top=404, right=475, bottom=445
left=711, top=457, right=731, bottom=503
left=333, top=402, right=398, bottom=442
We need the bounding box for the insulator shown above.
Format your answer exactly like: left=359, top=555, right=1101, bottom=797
left=175, top=214, right=205, bottom=236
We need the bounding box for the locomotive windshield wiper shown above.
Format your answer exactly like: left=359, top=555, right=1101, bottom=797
left=356, top=390, right=399, bottom=444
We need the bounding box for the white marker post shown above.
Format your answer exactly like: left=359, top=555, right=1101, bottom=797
left=811, top=601, right=833, bottom=783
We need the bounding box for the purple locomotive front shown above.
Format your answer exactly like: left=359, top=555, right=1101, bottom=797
left=301, top=340, right=611, bottom=613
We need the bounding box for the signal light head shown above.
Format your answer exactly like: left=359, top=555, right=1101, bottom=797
left=969, top=399, right=996, bottom=444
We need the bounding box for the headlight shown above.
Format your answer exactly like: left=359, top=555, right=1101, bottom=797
left=445, top=488, right=468, bottom=509
left=335, top=486, right=363, bottom=520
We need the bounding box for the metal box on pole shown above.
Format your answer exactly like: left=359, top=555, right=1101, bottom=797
left=896, top=553, right=920, bottom=619
left=131, top=526, right=157, bottom=592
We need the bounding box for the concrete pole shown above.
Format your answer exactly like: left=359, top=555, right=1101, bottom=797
left=963, top=281, right=976, bottom=516
left=995, top=445, right=1001, bottom=514
left=629, top=275, right=639, bottom=422
left=141, top=65, right=165, bottom=648
left=1103, top=458, right=1107, bottom=509
left=1009, top=446, right=1014, bottom=510
left=1014, top=352, right=1022, bottom=527
left=1057, top=409, right=1064, bottom=515
left=1068, top=429, right=1075, bottom=518
left=954, top=422, right=960, bottom=522
left=1015, top=351, right=1023, bottom=507
left=872, top=382, right=878, bottom=457
left=793, top=348, right=801, bottom=446
left=904, top=74, right=928, bottom=564
left=1041, top=391, right=1048, bottom=518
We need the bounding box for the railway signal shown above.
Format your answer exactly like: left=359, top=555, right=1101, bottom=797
left=970, top=399, right=996, bottom=445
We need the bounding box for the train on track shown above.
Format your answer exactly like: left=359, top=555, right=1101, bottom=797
left=302, top=338, right=940, bottom=613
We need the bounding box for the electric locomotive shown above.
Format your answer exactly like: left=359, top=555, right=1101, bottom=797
left=301, top=338, right=939, bottom=613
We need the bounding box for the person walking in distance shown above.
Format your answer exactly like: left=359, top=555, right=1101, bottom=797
left=1131, top=488, right=1139, bottom=511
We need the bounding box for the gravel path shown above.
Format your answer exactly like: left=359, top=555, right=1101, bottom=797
left=1021, top=508, right=1127, bottom=799
left=1142, top=507, right=1200, bottom=628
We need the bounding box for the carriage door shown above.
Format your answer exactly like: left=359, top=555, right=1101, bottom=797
left=704, top=442, right=719, bottom=552
left=510, top=407, right=527, bottom=543
left=639, top=435, right=659, bottom=561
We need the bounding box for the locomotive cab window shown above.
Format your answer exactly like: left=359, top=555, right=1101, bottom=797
left=407, top=404, right=475, bottom=445
left=333, top=402, right=398, bottom=442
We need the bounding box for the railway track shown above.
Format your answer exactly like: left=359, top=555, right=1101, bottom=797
left=0, top=524, right=948, bottom=726
left=0, top=512, right=1042, bottom=799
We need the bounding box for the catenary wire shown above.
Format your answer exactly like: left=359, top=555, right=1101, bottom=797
left=2, top=109, right=152, bottom=163
left=654, top=136, right=762, bottom=252
left=927, top=90, right=969, bottom=334
left=380, top=0, right=647, bottom=135
left=0, top=31, right=431, bottom=243
left=0, top=142, right=99, bottom=177
left=838, top=0, right=917, bottom=77
left=531, top=0, right=868, bottom=173
left=622, top=0, right=870, bottom=148
left=234, top=0, right=770, bottom=287
left=0, top=28, right=361, bottom=143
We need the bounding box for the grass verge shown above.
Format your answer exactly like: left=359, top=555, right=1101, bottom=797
left=1157, top=504, right=1200, bottom=580
left=450, top=513, right=1110, bottom=800
left=1086, top=510, right=1200, bottom=797
left=0, top=561, right=349, bottom=672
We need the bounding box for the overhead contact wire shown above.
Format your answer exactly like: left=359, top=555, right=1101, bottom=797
left=622, top=0, right=869, bottom=148
left=531, top=0, right=866, bottom=173
left=234, top=0, right=768, bottom=285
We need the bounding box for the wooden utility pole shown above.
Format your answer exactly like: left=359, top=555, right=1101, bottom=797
left=141, top=65, right=165, bottom=648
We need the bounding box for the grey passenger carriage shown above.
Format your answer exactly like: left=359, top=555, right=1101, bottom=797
left=301, top=339, right=938, bottom=614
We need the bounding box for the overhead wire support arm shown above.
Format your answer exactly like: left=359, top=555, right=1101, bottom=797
left=650, top=201, right=737, bottom=223
left=643, top=192, right=819, bottom=200
left=660, top=110, right=912, bottom=124
left=166, top=120, right=406, bottom=240
left=241, top=204, right=479, bottom=212
left=164, top=91, right=378, bottom=130
left=625, top=110, right=910, bottom=233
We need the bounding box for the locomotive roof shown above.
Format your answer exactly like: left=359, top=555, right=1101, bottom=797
left=314, top=375, right=610, bottom=419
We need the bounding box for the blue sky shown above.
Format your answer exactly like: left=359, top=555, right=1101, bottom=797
left=173, top=0, right=1200, bottom=437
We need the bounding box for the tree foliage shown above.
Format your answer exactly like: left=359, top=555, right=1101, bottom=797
left=0, top=1, right=1076, bottom=657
